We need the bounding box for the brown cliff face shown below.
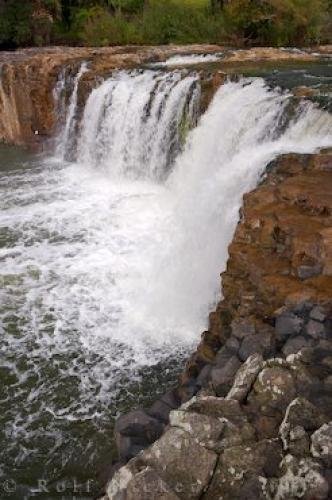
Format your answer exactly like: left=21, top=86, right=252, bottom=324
left=221, top=151, right=332, bottom=320
left=0, top=48, right=86, bottom=145
left=0, top=45, right=329, bottom=147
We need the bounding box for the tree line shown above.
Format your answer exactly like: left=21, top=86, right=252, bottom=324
left=0, top=0, right=331, bottom=48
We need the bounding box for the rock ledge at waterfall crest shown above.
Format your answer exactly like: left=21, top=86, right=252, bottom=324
left=0, top=45, right=330, bottom=146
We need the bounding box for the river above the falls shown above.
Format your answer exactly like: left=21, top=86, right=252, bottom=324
left=0, top=62, right=332, bottom=498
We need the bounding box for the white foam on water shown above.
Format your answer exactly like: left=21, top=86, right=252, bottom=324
left=0, top=75, right=332, bottom=468
left=149, top=53, right=223, bottom=67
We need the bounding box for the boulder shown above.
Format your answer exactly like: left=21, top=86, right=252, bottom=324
left=182, top=396, right=245, bottom=423
left=116, top=435, right=148, bottom=462
left=210, top=356, right=241, bottom=396
left=148, top=400, right=173, bottom=424
left=280, top=398, right=326, bottom=441
left=177, top=381, right=200, bottom=404
left=203, top=440, right=282, bottom=500
left=195, top=364, right=212, bottom=388
left=310, top=306, right=327, bottom=323
left=141, top=427, right=217, bottom=499
left=279, top=397, right=328, bottom=459
left=160, top=390, right=182, bottom=409
left=214, top=345, right=237, bottom=367
left=224, top=336, right=240, bottom=353
left=115, top=410, right=164, bottom=439
left=311, top=423, right=332, bottom=466
left=226, top=353, right=263, bottom=402
left=231, top=318, right=256, bottom=339
left=282, top=336, right=314, bottom=357
left=306, top=320, right=326, bottom=339
left=249, top=366, right=296, bottom=415
left=274, top=455, right=329, bottom=499
left=115, top=410, right=164, bottom=461
left=238, top=331, right=274, bottom=361
left=169, top=409, right=225, bottom=449
left=107, top=464, right=180, bottom=500
left=275, top=311, right=304, bottom=340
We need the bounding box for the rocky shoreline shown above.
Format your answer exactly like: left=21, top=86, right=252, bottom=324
left=102, top=151, right=332, bottom=499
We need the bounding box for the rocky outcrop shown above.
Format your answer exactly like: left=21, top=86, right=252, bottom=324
left=0, top=45, right=330, bottom=146
left=102, top=151, right=332, bottom=499
left=104, top=348, right=332, bottom=499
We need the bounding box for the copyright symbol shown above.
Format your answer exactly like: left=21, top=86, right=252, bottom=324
left=3, top=479, right=16, bottom=494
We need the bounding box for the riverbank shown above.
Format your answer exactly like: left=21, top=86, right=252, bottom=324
left=103, top=150, right=332, bottom=499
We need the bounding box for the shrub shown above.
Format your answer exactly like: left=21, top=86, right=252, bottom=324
left=107, top=0, right=145, bottom=14
left=0, top=0, right=33, bottom=46
left=72, top=6, right=142, bottom=45
left=72, top=1, right=225, bottom=45
left=139, top=0, right=225, bottom=44
left=0, top=0, right=330, bottom=47
left=223, top=0, right=329, bottom=46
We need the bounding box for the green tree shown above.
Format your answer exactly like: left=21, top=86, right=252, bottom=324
left=223, top=0, right=329, bottom=45
left=0, top=0, right=33, bottom=46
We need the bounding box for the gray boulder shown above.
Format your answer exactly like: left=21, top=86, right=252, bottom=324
left=282, top=336, right=314, bottom=357
left=142, top=427, right=217, bottom=499
left=210, top=355, right=241, bottom=396
left=227, top=353, right=263, bottom=402
left=311, top=422, right=332, bottom=466
left=310, top=306, right=327, bottom=323
left=107, top=464, right=180, bottom=500
left=275, top=311, right=304, bottom=340
left=306, top=320, right=326, bottom=339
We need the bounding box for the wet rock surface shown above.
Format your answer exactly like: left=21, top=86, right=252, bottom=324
left=103, top=151, right=332, bottom=499
left=0, top=44, right=222, bottom=146
left=0, top=45, right=331, bottom=146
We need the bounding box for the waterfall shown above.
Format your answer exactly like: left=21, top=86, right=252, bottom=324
left=38, top=73, right=332, bottom=350
left=142, top=78, right=332, bottom=326
left=56, top=62, right=88, bottom=159
left=77, top=70, right=200, bottom=180
left=1, top=73, right=331, bottom=443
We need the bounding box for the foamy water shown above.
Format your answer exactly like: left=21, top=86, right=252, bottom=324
left=148, top=53, right=223, bottom=67
left=0, top=72, right=332, bottom=494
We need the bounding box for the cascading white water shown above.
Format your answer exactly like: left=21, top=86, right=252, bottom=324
left=147, top=79, right=332, bottom=324
left=56, top=62, right=88, bottom=158
left=78, top=70, right=200, bottom=179
left=1, top=74, right=332, bottom=482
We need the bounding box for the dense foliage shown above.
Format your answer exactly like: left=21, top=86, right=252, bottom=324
left=0, top=0, right=331, bottom=47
